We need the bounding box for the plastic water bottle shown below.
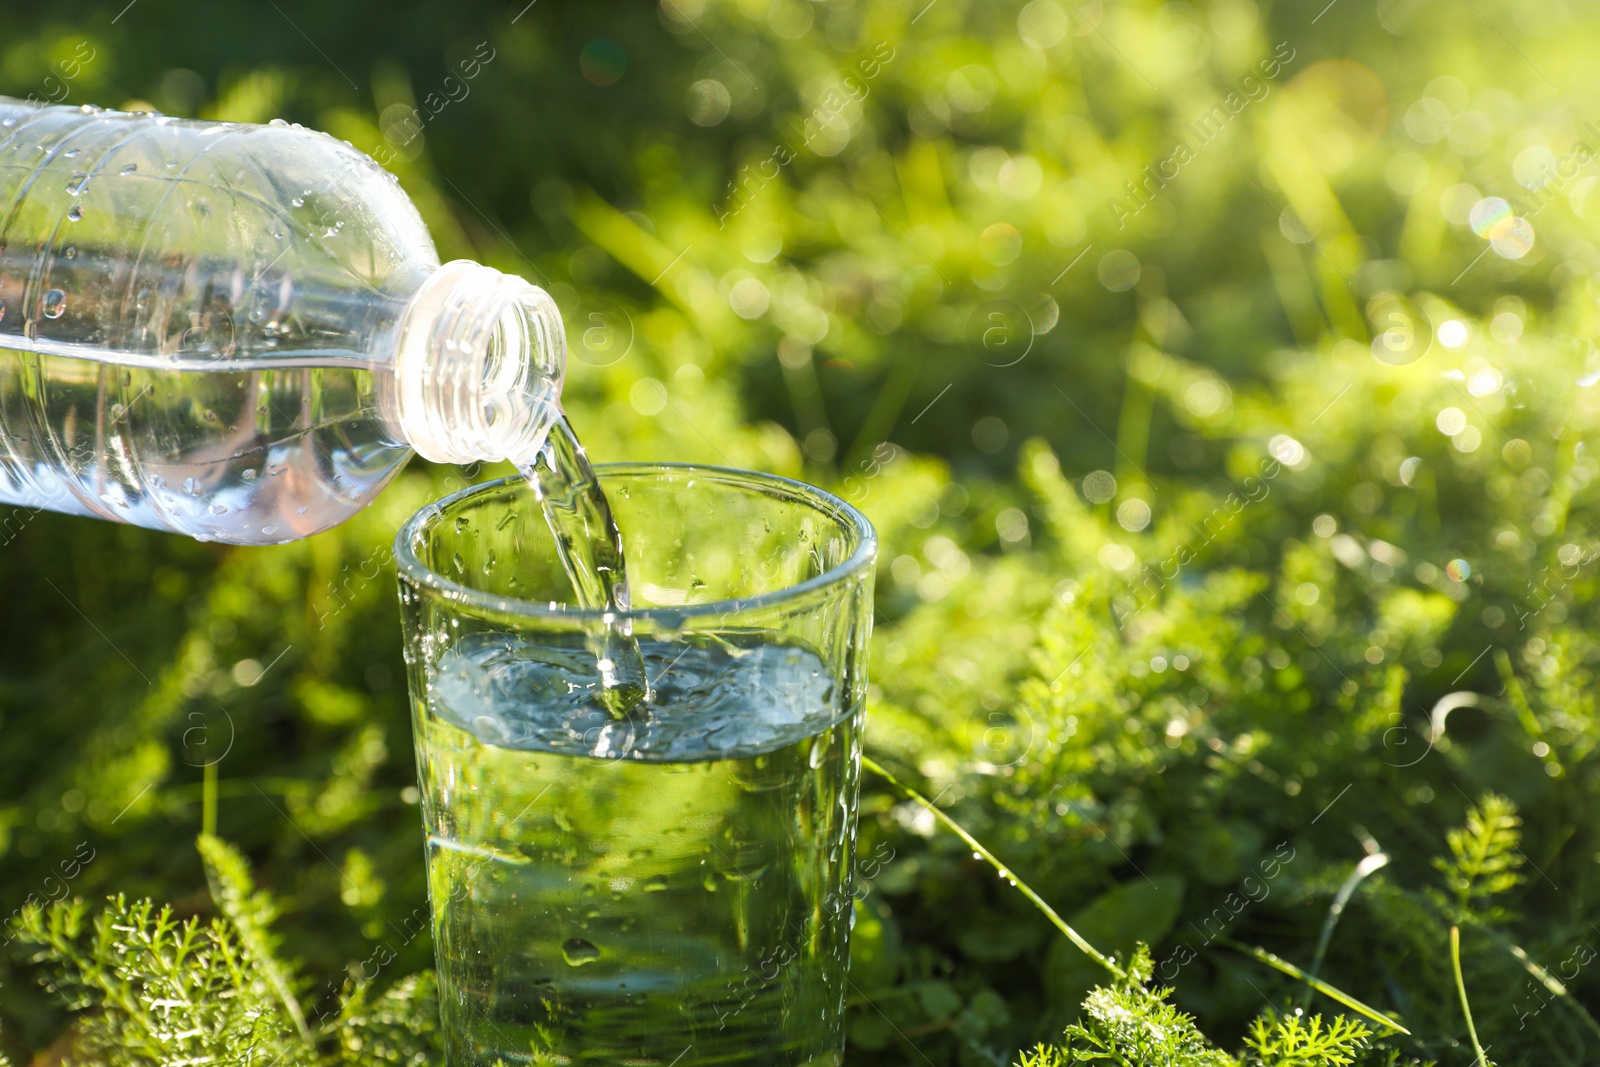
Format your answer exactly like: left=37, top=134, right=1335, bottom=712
left=0, top=98, right=565, bottom=544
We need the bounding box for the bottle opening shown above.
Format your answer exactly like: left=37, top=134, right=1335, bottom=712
left=389, top=260, right=566, bottom=465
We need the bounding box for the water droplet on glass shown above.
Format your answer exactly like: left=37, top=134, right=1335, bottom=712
left=42, top=289, right=66, bottom=318
left=210, top=504, right=228, bottom=515
left=452, top=552, right=466, bottom=574
left=66, top=206, right=82, bottom=221
left=63, top=246, right=75, bottom=259
left=295, top=506, right=308, bottom=515
left=242, top=468, right=257, bottom=480
left=119, top=163, right=137, bottom=175
left=63, top=148, right=79, bottom=158
left=0, top=300, right=7, bottom=323
left=644, top=874, right=669, bottom=892
left=269, top=117, right=290, bottom=127
left=262, top=525, right=278, bottom=535
left=562, top=938, right=602, bottom=966
left=65, top=175, right=87, bottom=195
left=291, top=197, right=304, bottom=207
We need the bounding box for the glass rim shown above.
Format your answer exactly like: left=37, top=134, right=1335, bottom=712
left=393, top=461, right=877, bottom=622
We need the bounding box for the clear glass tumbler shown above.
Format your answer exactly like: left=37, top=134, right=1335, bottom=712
left=394, top=464, right=876, bottom=1067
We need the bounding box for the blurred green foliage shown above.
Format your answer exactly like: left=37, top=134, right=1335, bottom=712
left=5, top=0, right=1600, bottom=1063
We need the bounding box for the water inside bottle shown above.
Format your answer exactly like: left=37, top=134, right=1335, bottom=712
left=515, top=412, right=650, bottom=716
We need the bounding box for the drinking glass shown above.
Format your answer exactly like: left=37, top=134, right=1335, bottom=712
left=394, top=464, right=876, bottom=1067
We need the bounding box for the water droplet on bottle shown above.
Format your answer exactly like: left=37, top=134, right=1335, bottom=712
left=66, top=206, right=82, bottom=221
left=184, top=477, right=202, bottom=495
left=65, top=175, right=87, bottom=195
left=295, top=506, right=307, bottom=515
left=454, top=516, right=471, bottom=533
left=241, top=469, right=258, bottom=480
left=483, top=550, right=496, bottom=574
left=452, top=552, right=466, bottom=574
left=703, top=875, right=718, bottom=892
left=269, top=117, right=290, bottom=126
left=248, top=308, right=262, bottom=322
left=166, top=159, right=178, bottom=168
left=291, top=197, right=304, bottom=207
left=561, top=937, right=602, bottom=967
left=262, top=525, right=278, bottom=535
left=63, top=148, right=79, bottom=158
left=0, top=300, right=7, bottom=324
left=644, top=874, right=669, bottom=892
left=42, top=289, right=66, bottom=318
left=63, top=246, right=75, bottom=259
left=210, top=504, right=228, bottom=515
left=119, top=163, right=137, bottom=175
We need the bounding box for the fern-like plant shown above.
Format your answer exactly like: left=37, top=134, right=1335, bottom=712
left=1244, top=1013, right=1371, bottom=1066
left=11, top=894, right=308, bottom=1066
left=1015, top=946, right=1377, bottom=1067
left=1433, top=793, right=1524, bottom=921
left=6, top=836, right=441, bottom=1067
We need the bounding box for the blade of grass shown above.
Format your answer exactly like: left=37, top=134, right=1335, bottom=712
left=862, top=755, right=1123, bottom=980
left=1301, top=851, right=1390, bottom=1006
left=1500, top=938, right=1600, bottom=1045
left=1217, top=938, right=1409, bottom=1035
left=202, top=760, right=218, bottom=839
left=1452, top=925, right=1491, bottom=1067
left=1495, top=649, right=1547, bottom=746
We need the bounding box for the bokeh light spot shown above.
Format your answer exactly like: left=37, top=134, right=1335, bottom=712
left=580, top=39, right=627, bottom=87
left=1468, top=196, right=1511, bottom=238
left=1082, top=470, right=1117, bottom=503
left=979, top=222, right=1023, bottom=266
left=1098, top=249, right=1140, bottom=291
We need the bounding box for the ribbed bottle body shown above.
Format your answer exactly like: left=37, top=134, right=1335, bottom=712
left=0, top=99, right=439, bottom=542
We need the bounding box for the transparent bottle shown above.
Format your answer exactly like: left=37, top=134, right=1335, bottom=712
left=0, top=97, right=564, bottom=544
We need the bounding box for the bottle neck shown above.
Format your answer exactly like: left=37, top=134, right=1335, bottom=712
left=385, top=260, right=566, bottom=464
